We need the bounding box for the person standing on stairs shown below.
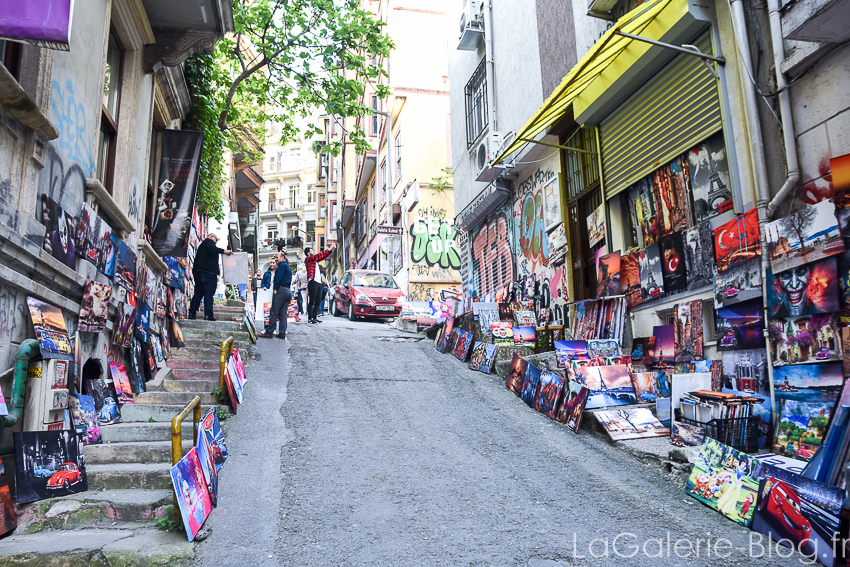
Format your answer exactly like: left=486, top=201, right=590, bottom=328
left=259, top=248, right=292, bottom=339
left=305, top=245, right=335, bottom=324
left=189, top=233, right=232, bottom=321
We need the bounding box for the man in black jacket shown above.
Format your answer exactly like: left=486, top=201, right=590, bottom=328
left=189, top=233, right=232, bottom=321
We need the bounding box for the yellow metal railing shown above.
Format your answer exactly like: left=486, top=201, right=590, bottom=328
left=171, top=395, right=202, bottom=509
left=219, top=337, right=234, bottom=391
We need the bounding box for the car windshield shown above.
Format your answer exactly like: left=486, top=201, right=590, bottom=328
left=352, top=273, right=398, bottom=289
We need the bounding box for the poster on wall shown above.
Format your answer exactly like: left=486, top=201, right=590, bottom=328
left=659, top=232, right=687, bottom=294
left=621, top=252, right=642, bottom=308
left=766, top=257, right=840, bottom=318
left=763, top=199, right=844, bottom=274
left=78, top=280, right=112, bottom=333
left=26, top=296, right=73, bottom=360
left=638, top=243, right=664, bottom=301
left=542, top=176, right=560, bottom=231
left=714, top=209, right=761, bottom=272
left=683, top=221, right=714, bottom=291
left=716, top=298, right=765, bottom=351
left=596, top=251, right=621, bottom=298
left=586, top=204, right=605, bottom=248
left=41, top=196, right=76, bottom=269
left=151, top=130, right=205, bottom=258
left=688, top=132, right=733, bottom=223
left=116, top=240, right=136, bottom=293
left=714, top=258, right=761, bottom=309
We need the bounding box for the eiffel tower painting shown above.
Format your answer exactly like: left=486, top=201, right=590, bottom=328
left=706, top=150, right=733, bottom=214
left=690, top=133, right=733, bottom=222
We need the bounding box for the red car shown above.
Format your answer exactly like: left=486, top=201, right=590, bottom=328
left=46, top=462, right=83, bottom=490
left=757, top=477, right=812, bottom=546
left=332, top=270, right=405, bottom=321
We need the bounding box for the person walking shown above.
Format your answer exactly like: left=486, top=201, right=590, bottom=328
left=252, top=268, right=262, bottom=310
left=304, top=245, right=335, bottom=323
left=317, top=265, right=329, bottom=316
left=189, top=233, right=232, bottom=321
left=293, top=265, right=307, bottom=314
left=258, top=249, right=292, bottom=339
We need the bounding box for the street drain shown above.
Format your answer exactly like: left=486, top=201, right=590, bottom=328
left=375, top=336, right=425, bottom=342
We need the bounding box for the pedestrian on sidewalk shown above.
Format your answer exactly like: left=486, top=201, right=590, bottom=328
left=305, top=245, right=335, bottom=323
left=317, top=265, right=329, bottom=316
left=259, top=248, right=292, bottom=340
left=293, top=265, right=307, bottom=314
left=261, top=257, right=277, bottom=289
left=189, top=233, right=232, bottom=321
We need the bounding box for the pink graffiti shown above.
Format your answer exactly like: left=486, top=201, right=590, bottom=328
left=472, top=213, right=513, bottom=296
left=798, top=157, right=834, bottom=205
left=519, top=190, right=548, bottom=269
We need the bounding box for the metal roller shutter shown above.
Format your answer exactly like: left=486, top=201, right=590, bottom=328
left=599, top=33, right=722, bottom=198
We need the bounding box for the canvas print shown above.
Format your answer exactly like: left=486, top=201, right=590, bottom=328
left=625, top=177, right=659, bottom=247
left=473, top=303, right=499, bottom=336
left=447, top=328, right=462, bottom=353
left=194, top=417, right=218, bottom=508
left=171, top=319, right=185, bottom=348
left=772, top=364, right=843, bottom=462
left=506, top=354, right=527, bottom=396
left=716, top=298, right=765, bottom=351
left=520, top=362, right=542, bottom=407
left=630, top=373, right=659, bottom=402
left=102, top=233, right=117, bottom=277
left=135, top=302, right=150, bottom=343
left=594, top=408, right=670, bottom=441
left=767, top=257, right=841, bottom=319
left=14, top=429, right=87, bottom=504
left=752, top=466, right=843, bottom=566
left=108, top=361, right=134, bottom=405
left=41, top=196, right=76, bottom=269
left=574, top=364, right=636, bottom=409
left=26, top=296, right=73, bottom=360
left=638, top=243, right=664, bottom=301
left=714, top=209, right=761, bottom=272
left=454, top=331, right=473, bottom=362
left=437, top=318, right=454, bottom=352
left=659, top=231, right=687, bottom=294
left=683, top=221, right=715, bottom=291
left=491, top=321, right=514, bottom=347
left=764, top=199, right=844, bottom=274
left=555, top=380, right=589, bottom=432
left=689, top=132, right=734, bottom=222
left=0, top=461, right=16, bottom=537
left=555, top=340, right=588, bottom=367
left=685, top=437, right=761, bottom=527
left=674, top=300, right=704, bottom=361
left=200, top=408, right=228, bottom=473
left=652, top=325, right=675, bottom=363
left=69, top=393, right=101, bottom=445
left=84, top=377, right=121, bottom=425
left=513, top=310, right=537, bottom=327
left=596, top=251, right=621, bottom=297
left=0, top=382, right=7, bottom=416
left=714, top=258, right=762, bottom=309
left=629, top=337, right=655, bottom=365
left=227, top=357, right=244, bottom=404
left=111, top=294, right=137, bottom=348
left=670, top=421, right=706, bottom=447
left=130, top=338, right=147, bottom=393
left=587, top=339, right=620, bottom=359
left=144, top=267, right=157, bottom=307
left=74, top=203, right=99, bottom=264
left=170, top=447, right=212, bottom=541
left=769, top=313, right=842, bottom=366
left=621, top=251, right=642, bottom=308
left=223, top=364, right=239, bottom=413
left=468, top=342, right=497, bottom=374
left=586, top=203, right=605, bottom=248
left=534, top=369, right=565, bottom=419
left=115, top=239, right=136, bottom=293
left=513, top=326, right=536, bottom=349
left=721, top=349, right=770, bottom=395
left=78, top=280, right=112, bottom=333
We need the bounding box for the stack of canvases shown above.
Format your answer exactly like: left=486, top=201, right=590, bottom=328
left=434, top=314, right=498, bottom=375
left=221, top=349, right=248, bottom=414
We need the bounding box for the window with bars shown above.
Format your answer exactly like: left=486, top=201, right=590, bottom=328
left=563, top=128, right=599, bottom=200
left=464, top=58, right=488, bottom=147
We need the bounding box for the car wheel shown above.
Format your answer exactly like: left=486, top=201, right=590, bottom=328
left=348, top=301, right=357, bottom=321
left=333, top=299, right=343, bottom=317
left=63, top=479, right=70, bottom=489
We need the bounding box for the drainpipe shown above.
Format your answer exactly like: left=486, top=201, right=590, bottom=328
left=3, top=339, right=40, bottom=428
left=765, top=0, right=800, bottom=217
left=483, top=0, right=497, bottom=136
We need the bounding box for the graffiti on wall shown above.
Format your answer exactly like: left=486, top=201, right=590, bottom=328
left=470, top=208, right=514, bottom=298
left=50, top=80, right=95, bottom=176
left=514, top=168, right=555, bottom=272
left=410, top=215, right=461, bottom=271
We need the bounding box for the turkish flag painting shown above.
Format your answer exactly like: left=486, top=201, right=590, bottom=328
left=714, top=209, right=761, bottom=272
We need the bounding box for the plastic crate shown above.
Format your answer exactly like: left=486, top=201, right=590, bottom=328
left=680, top=416, right=762, bottom=453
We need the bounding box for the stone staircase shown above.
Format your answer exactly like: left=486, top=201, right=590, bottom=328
left=0, top=301, right=254, bottom=566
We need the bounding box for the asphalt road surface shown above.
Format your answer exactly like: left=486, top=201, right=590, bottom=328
left=194, top=315, right=806, bottom=567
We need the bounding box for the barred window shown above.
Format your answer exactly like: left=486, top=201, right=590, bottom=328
left=465, top=58, right=488, bottom=147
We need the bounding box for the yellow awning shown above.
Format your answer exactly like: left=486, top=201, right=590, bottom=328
left=492, top=0, right=692, bottom=165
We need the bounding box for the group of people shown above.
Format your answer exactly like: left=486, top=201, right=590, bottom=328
left=256, top=244, right=335, bottom=340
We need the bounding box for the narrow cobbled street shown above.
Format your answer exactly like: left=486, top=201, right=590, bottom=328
left=195, top=317, right=801, bottom=567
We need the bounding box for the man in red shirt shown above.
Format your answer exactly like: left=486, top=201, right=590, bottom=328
left=304, top=245, right=335, bottom=323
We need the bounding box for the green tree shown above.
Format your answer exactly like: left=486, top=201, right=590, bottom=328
left=218, top=0, right=394, bottom=157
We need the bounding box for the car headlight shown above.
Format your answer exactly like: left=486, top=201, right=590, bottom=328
left=355, top=293, right=372, bottom=303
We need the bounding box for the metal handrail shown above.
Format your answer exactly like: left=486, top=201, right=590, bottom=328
left=219, top=337, right=234, bottom=391
left=171, top=395, right=202, bottom=509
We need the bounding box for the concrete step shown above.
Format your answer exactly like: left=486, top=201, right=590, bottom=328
left=167, top=358, right=219, bottom=371
left=169, top=368, right=220, bottom=381
left=119, top=404, right=214, bottom=423
left=86, top=463, right=172, bottom=491
left=168, top=346, right=222, bottom=361
left=99, top=422, right=171, bottom=444
left=180, top=319, right=244, bottom=333
left=0, top=526, right=194, bottom=566
left=85, top=440, right=194, bottom=465
left=15, top=489, right=173, bottom=534
left=134, top=391, right=217, bottom=405
left=161, top=378, right=218, bottom=393
left=182, top=338, right=249, bottom=351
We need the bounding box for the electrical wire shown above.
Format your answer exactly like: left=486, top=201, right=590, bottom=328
left=510, top=147, right=561, bottom=166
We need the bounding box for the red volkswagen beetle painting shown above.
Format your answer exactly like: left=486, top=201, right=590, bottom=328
left=46, top=463, right=83, bottom=490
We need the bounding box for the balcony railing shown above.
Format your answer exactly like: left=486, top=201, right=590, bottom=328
left=265, top=198, right=303, bottom=212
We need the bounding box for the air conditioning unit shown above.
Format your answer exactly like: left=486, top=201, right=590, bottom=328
left=458, top=0, right=484, bottom=51
left=474, top=133, right=506, bottom=182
